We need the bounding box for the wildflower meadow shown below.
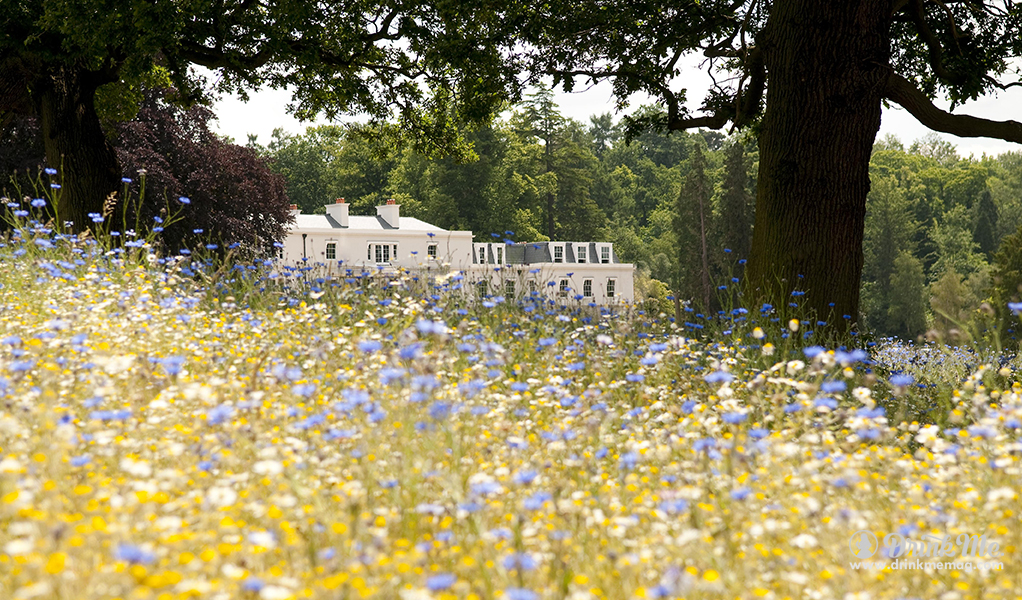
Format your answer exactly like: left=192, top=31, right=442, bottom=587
left=1, top=201, right=1021, bottom=600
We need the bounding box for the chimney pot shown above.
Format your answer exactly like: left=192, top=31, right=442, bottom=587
left=289, top=204, right=298, bottom=210
left=386, top=199, right=396, bottom=205
left=336, top=198, right=345, bottom=204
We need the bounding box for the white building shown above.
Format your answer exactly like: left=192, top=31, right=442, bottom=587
left=282, top=199, right=634, bottom=304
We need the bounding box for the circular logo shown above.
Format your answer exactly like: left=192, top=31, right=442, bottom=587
left=849, top=530, right=878, bottom=559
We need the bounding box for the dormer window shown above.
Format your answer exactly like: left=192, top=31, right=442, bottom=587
left=600, top=245, right=611, bottom=264
left=478, top=245, right=487, bottom=264
left=576, top=245, right=587, bottom=264
left=553, top=244, right=564, bottom=263
left=495, top=245, right=504, bottom=265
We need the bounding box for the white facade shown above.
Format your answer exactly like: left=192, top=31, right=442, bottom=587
left=282, top=199, right=475, bottom=272
left=282, top=199, right=634, bottom=303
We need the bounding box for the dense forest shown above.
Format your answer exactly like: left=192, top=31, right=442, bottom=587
left=253, top=91, right=1022, bottom=341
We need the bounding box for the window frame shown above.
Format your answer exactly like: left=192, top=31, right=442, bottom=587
left=553, top=244, right=564, bottom=263
left=558, top=278, right=569, bottom=297
left=600, top=245, right=611, bottom=264
left=576, top=244, right=587, bottom=264
left=607, top=278, right=616, bottom=298
left=325, top=241, right=337, bottom=261
left=368, top=242, right=398, bottom=264
left=583, top=279, right=593, bottom=297
left=427, top=243, right=438, bottom=258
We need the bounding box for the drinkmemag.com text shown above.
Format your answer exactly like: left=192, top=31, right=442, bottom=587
left=848, top=530, right=1004, bottom=571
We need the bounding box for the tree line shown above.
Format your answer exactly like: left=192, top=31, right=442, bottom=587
left=5, top=80, right=1022, bottom=341
left=256, top=95, right=1022, bottom=341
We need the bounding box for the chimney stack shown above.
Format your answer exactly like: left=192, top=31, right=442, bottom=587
left=325, top=197, right=349, bottom=227
left=376, top=199, right=400, bottom=228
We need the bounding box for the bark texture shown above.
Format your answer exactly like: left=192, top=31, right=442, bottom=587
left=31, top=66, right=120, bottom=232
left=747, top=0, right=892, bottom=326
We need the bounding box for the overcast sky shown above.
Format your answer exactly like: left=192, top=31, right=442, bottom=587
left=210, top=67, right=1022, bottom=160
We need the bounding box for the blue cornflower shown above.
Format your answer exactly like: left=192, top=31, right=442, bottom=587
left=89, top=409, right=131, bottom=421
left=115, top=544, right=155, bottom=564
left=416, top=319, right=448, bottom=335
left=161, top=356, right=186, bottom=376
left=504, top=589, right=539, bottom=600
left=730, top=487, right=752, bottom=500
left=70, top=454, right=92, bottom=467
left=513, top=470, right=538, bottom=485
left=358, top=340, right=382, bottom=353
left=523, top=491, right=551, bottom=510
left=834, top=349, right=868, bottom=365
left=814, top=397, right=838, bottom=410
left=658, top=498, right=688, bottom=514
left=31, top=198, right=46, bottom=208
left=703, top=371, right=733, bottom=384
left=426, top=574, right=457, bottom=591
left=471, top=481, right=502, bottom=495
left=820, top=380, right=847, bottom=393
left=503, top=553, right=537, bottom=571
left=889, top=373, right=914, bottom=387
left=619, top=452, right=638, bottom=470
left=803, top=346, right=826, bottom=358
left=178, top=196, right=191, bottom=205
left=206, top=404, right=234, bottom=425
left=722, top=412, right=747, bottom=424
left=241, top=577, right=265, bottom=592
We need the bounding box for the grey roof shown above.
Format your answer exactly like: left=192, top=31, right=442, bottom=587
left=294, top=213, right=453, bottom=232
left=503, top=241, right=618, bottom=264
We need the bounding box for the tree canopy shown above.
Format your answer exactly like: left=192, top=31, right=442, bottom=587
left=0, top=0, right=515, bottom=229
left=7, top=0, right=1022, bottom=324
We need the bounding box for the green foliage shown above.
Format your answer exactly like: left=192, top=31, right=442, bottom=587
left=860, top=137, right=1022, bottom=339
left=673, top=142, right=713, bottom=309
left=991, top=223, right=1022, bottom=346
left=974, top=189, right=999, bottom=258
left=713, top=140, right=755, bottom=263
left=930, top=204, right=987, bottom=280
left=886, top=251, right=928, bottom=340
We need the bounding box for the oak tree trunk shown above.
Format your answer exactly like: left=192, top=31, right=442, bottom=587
left=31, top=65, right=120, bottom=232
left=746, top=0, right=892, bottom=328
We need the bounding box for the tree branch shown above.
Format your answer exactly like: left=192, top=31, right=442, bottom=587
left=885, top=71, right=1022, bottom=143
left=734, top=45, right=764, bottom=127
left=550, top=67, right=683, bottom=122
left=667, top=112, right=730, bottom=131
left=904, top=0, right=967, bottom=86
